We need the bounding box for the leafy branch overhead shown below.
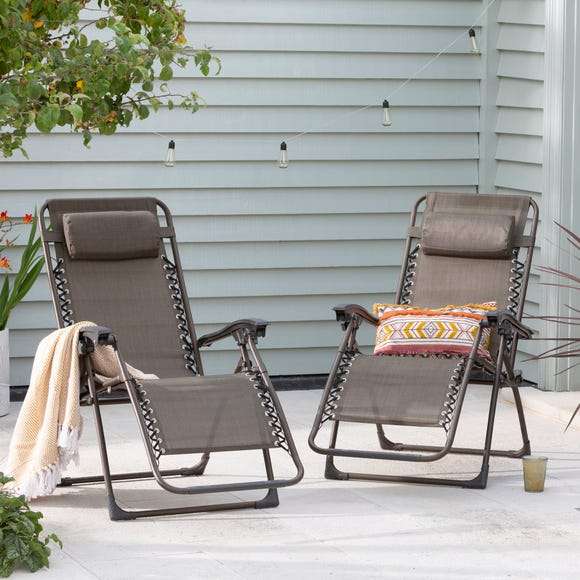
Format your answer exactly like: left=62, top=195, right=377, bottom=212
left=0, top=0, right=219, bottom=157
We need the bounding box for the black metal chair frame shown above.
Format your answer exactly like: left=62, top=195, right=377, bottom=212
left=309, top=195, right=539, bottom=489
left=40, top=199, right=304, bottom=520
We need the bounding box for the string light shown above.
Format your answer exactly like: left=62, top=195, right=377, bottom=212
left=469, top=28, right=480, bottom=53
left=164, top=139, right=175, bottom=167
left=279, top=141, right=288, bottom=168
left=151, top=0, right=498, bottom=167
left=382, top=100, right=392, bottom=127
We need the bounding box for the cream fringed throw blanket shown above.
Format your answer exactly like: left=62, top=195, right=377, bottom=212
left=5, top=322, right=157, bottom=499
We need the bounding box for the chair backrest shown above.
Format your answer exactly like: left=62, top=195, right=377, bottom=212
left=41, top=197, right=202, bottom=378
left=397, top=192, right=538, bottom=320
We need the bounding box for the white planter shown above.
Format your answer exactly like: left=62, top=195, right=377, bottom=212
left=0, top=329, right=9, bottom=417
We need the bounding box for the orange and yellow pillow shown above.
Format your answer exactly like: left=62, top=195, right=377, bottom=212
left=372, top=302, right=497, bottom=359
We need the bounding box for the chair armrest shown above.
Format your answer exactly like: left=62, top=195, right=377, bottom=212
left=333, top=304, right=379, bottom=331
left=197, top=319, right=270, bottom=348
left=482, top=310, right=534, bottom=340
left=78, top=325, right=115, bottom=354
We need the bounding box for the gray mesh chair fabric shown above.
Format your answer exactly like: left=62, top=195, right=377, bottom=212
left=41, top=197, right=303, bottom=519
left=139, top=375, right=276, bottom=454
left=310, top=192, right=538, bottom=489
left=410, top=192, right=530, bottom=310
left=335, top=192, right=530, bottom=426
left=46, top=198, right=277, bottom=451
left=48, top=198, right=186, bottom=378
left=334, top=355, right=463, bottom=427
left=60, top=258, right=191, bottom=378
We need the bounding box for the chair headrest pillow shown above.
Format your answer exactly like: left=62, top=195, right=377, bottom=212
left=63, top=210, right=160, bottom=260
left=422, top=212, right=514, bottom=259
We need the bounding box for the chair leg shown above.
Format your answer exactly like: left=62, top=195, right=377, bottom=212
left=94, top=405, right=281, bottom=519
left=324, top=421, right=349, bottom=481
left=59, top=453, right=210, bottom=487
left=323, top=383, right=503, bottom=489
left=88, top=385, right=135, bottom=521
left=75, top=378, right=277, bottom=521
left=375, top=385, right=531, bottom=460
left=255, top=449, right=279, bottom=509
left=471, top=374, right=503, bottom=489
left=511, top=386, right=531, bottom=456
left=376, top=424, right=399, bottom=450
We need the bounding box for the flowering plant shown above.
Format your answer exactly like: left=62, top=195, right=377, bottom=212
left=0, top=210, right=42, bottom=331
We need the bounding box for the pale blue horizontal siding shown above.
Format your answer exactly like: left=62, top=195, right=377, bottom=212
left=2, top=0, right=484, bottom=384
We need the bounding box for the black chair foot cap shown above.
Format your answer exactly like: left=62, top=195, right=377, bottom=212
left=255, top=489, right=279, bottom=509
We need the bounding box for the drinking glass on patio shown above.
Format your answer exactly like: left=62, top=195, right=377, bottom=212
left=522, top=456, right=548, bottom=492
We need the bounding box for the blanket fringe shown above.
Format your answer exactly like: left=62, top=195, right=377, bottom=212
left=15, top=423, right=82, bottom=500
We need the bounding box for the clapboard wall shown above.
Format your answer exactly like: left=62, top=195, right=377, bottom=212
left=493, top=0, right=545, bottom=383
left=1, top=0, right=486, bottom=385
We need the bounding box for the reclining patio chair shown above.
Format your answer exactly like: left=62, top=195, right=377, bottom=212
left=40, top=197, right=303, bottom=520
left=309, top=193, right=538, bottom=488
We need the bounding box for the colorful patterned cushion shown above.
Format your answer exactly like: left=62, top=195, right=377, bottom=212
left=372, top=302, right=497, bottom=359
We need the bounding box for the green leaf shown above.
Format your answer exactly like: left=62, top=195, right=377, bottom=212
left=0, top=0, right=213, bottom=157
left=12, top=259, right=44, bottom=304
left=65, top=104, right=83, bottom=124
left=34, top=105, right=60, bottom=133
left=0, top=93, right=18, bottom=108
left=82, top=130, right=92, bottom=147
left=159, top=65, right=173, bottom=81
left=26, top=83, right=44, bottom=100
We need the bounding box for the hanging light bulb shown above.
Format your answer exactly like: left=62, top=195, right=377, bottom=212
left=382, top=100, right=392, bottom=127
left=164, top=139, right=175, bottom=167
left=468, top=28, right=479, bottom=53
left=279, top=141, right=288, bottom=168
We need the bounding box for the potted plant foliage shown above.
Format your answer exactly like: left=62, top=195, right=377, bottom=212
left=0, top=211, right=42, bottom=416
left=0, top=473, right=61, bottom=577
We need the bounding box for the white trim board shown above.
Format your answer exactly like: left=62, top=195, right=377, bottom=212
left=541, top=0, right=580, bottom=390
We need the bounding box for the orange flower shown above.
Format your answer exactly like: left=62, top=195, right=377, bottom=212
left=33, top=20, right=44, bottom=29
left=0, top=211, right=8, bottom=222
left=23, top=213, right=33, bottom=224
left=0, top=257, right=10, bottom=270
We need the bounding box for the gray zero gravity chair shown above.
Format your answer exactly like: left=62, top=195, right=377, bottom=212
left=309, top=192, right=538, bottom=488
left=40, top=197, right=303, bottom=520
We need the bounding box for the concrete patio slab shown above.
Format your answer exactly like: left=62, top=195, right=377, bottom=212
left=502, top=387, right=580, bottom=432
left=1, top=388, right=579, bottom=579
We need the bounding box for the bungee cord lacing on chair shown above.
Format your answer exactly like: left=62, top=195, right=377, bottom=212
left=508, top=249, right=525, bottom=316
left=53, top=258, right=74, bottom=327
left=244, top=366, right=290, bottom=453
left=162, top=255, right=198, bottom=375
left=400, top=244, right=421, bottom=305
left=134, top=381, right=166, bottom=460
left=438, top=357, right=468, bottom=432
left=321, top=349, right=358, bottom=424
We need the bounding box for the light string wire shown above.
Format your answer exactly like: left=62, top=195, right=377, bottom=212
left=285, top=0, right=497, bottom=143
left=152, top=0, right=498, bottom=157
